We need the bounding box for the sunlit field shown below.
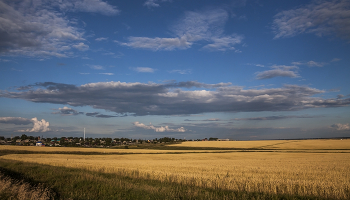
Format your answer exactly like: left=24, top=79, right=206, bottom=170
left=1, top=139, right=350, bottom=199
left=0, top=145, right=212, bottom=154
left=169, top=139, right=350, bottom=150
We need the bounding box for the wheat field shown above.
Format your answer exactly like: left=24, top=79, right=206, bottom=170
left=2, top=148, right=350, bottom=199
left=169, top=139, right=350, bottom=150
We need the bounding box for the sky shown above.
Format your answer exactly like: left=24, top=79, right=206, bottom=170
left=0, top=0, right=350, bottom=140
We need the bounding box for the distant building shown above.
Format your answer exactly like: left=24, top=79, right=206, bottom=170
left=36, top=141, right=44, bottom=147
left=218, top=139, right=230, bottom=141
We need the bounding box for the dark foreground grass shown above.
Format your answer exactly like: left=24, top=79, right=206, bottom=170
left=0, top=159, right=333, bottom=200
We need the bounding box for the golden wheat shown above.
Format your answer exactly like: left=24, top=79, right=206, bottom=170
left=0, top=145, right=214, bottom=153
left=2, top=151, right=350, bottom=199
left=169, top=139, right=350, bottom=150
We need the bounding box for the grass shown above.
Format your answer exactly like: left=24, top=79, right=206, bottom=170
left=0, top=168, right=54, bottom=200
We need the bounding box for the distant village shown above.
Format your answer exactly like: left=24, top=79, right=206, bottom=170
left=0, top=134, right=230, bottom=147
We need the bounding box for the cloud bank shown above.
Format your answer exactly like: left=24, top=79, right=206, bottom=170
left=133, top=122, right=185, bottom=132
left=0, top=117, right=50, bottom=132
left=1, top=81, right=349, bottom=116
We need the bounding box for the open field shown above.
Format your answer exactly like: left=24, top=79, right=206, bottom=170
left=0, top=145, right=216, bottom=154
left=169, top=139, right=350, bottom=150
left=1, top=139, right=350, bottom=199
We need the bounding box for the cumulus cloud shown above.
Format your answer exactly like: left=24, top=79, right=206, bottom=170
left=133, top=122, right=185, bottom=132
left=1, top=81, right=350, bottom=116
left=0, top=117, right=50, bottom=132
left=273, top=0, right=350, bottom=40
left=330, top=123, right=350, bottom=131
left=26, top=117, right=50, bottom=132
left=255, top=65, right=299, bottom=79
left=0, top=0, right=118, bottom=57
left=118, top=9, right=243, bottom=51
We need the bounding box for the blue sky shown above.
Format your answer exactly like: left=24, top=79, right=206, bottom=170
left=0, top=0, right=349, bottom=140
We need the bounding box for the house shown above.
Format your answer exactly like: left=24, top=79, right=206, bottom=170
left=36, top=141, right=44, bottom=147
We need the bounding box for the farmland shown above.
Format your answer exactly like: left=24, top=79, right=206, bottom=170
left=1, top=139, right=349, bottom=199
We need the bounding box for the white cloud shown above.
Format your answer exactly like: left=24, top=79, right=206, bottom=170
left=202, top=35, right=243, bottom=51
left=0, top=0, right=118, bottom=57
left=331, top=58, right=341, bottom=62
left=143, top=0, right=171, bottom=8
left=26, top=117, right=50, bottom=132
left=99, top=73, right=114, bottom=75
left=56, top=0, right=120, bottom=16
left=118, top=9, right=243, bottom=51
left=169, top=69, right=192, bottom=74
left=133, top=122, right=185, bottom=132
left=73, top=43, right=89, bottom=51
left=52, top=106, right=83, bottom=115
left=0, top=117, right=32, bottom=125
left=293, top=60, right=326, bottom=67
left=133, top=67, right=156, bottom=73
left=273, top=0, right=350, bottom=40
left=117, top=36, right=191, bottom=51
left=95, top=37, right=108, bottom=41
left=90, top=65, right=104, bottom=70
left=255, top=65, right=299, bottom=80
left=307, top=61, right=325, bottom=67
left=330, top=123, right=350, bottom=131
left=0, top=117, right=50, bottom=132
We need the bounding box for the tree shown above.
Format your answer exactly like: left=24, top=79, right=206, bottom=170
left=21, top=134, right=28, bottom=140
left=60, top=137, right=66, bottom=145
left=105, top=138, right=112, bottom=146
